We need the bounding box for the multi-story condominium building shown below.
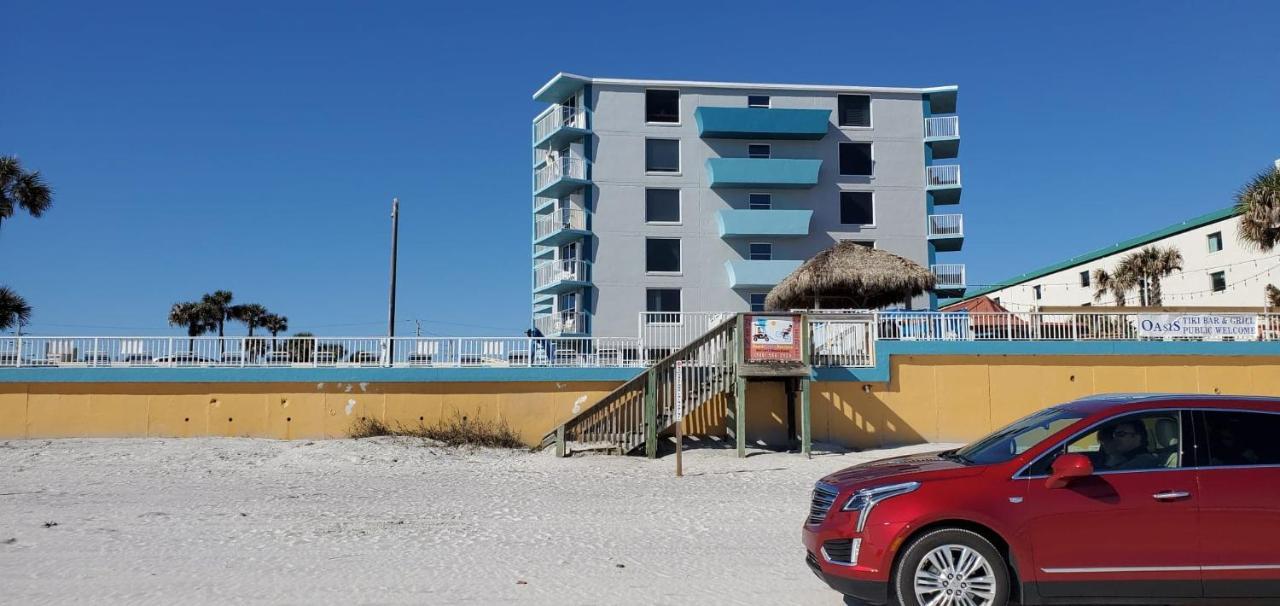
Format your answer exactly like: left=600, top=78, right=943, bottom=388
left=530, top=73, right=962, bottom=338
left=950, top=206, right=1280, bottom=311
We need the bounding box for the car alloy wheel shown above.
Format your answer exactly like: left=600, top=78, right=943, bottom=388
left=913, top=544, right=997, bottom=605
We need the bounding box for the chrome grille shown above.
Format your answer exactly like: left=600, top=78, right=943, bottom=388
left=808, top=483, right=838, bottom=525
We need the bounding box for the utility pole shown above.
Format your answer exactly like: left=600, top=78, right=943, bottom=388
left=388, top=197, right=400, bottom=338
left=415, top=319, right=422, bottom=337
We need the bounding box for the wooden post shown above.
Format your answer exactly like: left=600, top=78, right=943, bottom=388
left=675, top=419, right=683, bottom=477
left=735, top=376, right=747, bottom=458
left=674, top=361, right=684, bottom=477
left=555, top=425, right=566, bottom=458
left=800, top=313, right=813, bottom=458
left=644, top=368, right=658, bottom=459
left=800, top=377, right=812, bottom=459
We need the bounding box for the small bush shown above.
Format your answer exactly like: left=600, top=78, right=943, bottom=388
left=348, top=412, right=525, bottom=449
left=349, top=416, right=393, bottom=439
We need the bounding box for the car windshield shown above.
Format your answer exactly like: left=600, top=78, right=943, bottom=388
left=952, top=407, right=1088, bottom=466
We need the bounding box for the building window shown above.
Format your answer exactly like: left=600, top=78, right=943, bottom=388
left=1034, top=285, right=1042, bottom=300
left=749, top=193, right=772, bottom=210
left=1207, top=231, right=1224, bottom=253
left=646, top=288, right=681, bottom=313
left=837, top=94, right=871, bottom=127
left=747, top=95, right=770, bottom=108
left=646, top=238, right=681, bottom=272
left=838, top=143, right=873, bottom=176
left=749, top=242, right=772, bottom=261
left=645, top=89, right=679, bottom=123
left=1210, top=271, right=1226, bottom=292
left=842, top=239, right=874, bottom=248
left=645, top=139, right=680, bottom=173
left=645, top=189, right=680, bottom=223
left=748, top=144, right=770, bottom=159
left=839, top=191, right=874, bottom=225
left=1080, top=270, right=1091, bottom=287
left=749, top=293, right=767, bottom=312
left=992, top=297, right=1001, bottom=306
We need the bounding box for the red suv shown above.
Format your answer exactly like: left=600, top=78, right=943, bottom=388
left=802, top=394, right=1280, bottom=605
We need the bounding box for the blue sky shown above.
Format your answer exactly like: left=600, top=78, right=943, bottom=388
left=3, top=1, right=1278, bottom=336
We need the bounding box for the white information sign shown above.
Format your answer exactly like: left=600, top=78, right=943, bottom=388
left=673, top=361, right=684, bottom=422
left=1135, top=314, right=1258, bottom=341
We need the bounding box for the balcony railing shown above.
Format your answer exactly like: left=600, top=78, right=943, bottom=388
left=0, top=336, right=642, bottom=368
left=927, top=214, right=964, bottom=237
left=533, top=104, right=587, bottom=145
left=535, top=311, right=589, bottom=336
left=931, top=264, right=966, bottom=288
left=534, top=208, right=588, bottom=242
left=534, top=259, right=591, bottom=290
left=924, top=115, right=960, bottom=139
left=926, top=165, right=961, bottom=187
left=533, top=155, right=587, bottom=194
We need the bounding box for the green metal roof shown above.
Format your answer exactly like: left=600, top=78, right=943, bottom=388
left=956, top=206, right=1240, bottom=303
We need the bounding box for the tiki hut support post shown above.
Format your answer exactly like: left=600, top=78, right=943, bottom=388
left=801, top=313, right=813, bottom=458
left=733, top=314, right=748, bottom=458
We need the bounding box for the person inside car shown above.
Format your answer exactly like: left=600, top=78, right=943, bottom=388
left=1097, top=420, right=1160, bottom=471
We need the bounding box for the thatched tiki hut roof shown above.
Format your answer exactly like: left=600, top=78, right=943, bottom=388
left=765, top=241, right=937, bottom=310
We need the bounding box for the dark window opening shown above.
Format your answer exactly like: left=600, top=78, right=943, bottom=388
left=839, top=191, right=874, bottom=225
left=838, top=94, right=871, bottom=127
left=646, top=238, right=681, bottom=272
left=645, top=139, right=680, bottom=172
left=839, top=143, right=872, bottom=176
left=645, top=189, right=680, bottom=222
left=645, top=90, right=680, bottom=123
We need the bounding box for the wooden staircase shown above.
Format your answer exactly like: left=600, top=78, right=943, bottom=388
left=542, top=315, right=739, bottom=457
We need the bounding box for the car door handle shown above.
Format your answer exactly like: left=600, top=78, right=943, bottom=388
left=1152, top=491, right=1191, bottom=501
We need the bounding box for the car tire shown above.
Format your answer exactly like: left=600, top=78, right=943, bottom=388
left=892, top=528, right=1010, bottom=606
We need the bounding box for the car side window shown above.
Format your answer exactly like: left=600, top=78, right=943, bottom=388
left=1200, top=410, right=1280, bottom=467
left=1023, top=411, right=1183, bottom=476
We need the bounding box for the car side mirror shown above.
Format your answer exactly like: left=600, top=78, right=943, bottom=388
left=1046, top=453, right=1094, bottom=489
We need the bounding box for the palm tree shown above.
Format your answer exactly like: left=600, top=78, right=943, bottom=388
left=0, top=286, right=32, bottom=332
left=1236, top=165, right=1280, bottom=252
left=229, top=303, right=269, bottom=336
left=1092, top=267, right=1136, bottom=307
left=168, top=301, right=214, bottom=351
left=1117, top=246, right=1184, bottom=307
left=0, top=156, right=53, bottom=229
left=200, top=290, right=235, bottom=338
left=1267, top=284, right=1280, bottom=308
left=261, top=313, right=289, bottom=352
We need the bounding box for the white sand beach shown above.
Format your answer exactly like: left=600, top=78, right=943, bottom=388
left=0, top=438, right=950, bottom=605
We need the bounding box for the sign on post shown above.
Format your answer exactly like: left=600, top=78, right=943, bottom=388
left=744, top=314, right=804, bottom=363
left=1135, top=314, right=1258, bottom=341
left=674, top=360, right=684, bottom=477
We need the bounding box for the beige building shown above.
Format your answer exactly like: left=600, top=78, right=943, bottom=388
left=951, top=206, right=1280, bottom=311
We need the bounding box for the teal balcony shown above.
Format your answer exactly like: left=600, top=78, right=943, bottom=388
left=534, top=311, right=590, bottom=337
left=926, top=165, right=962, bottom=205
left=927, top=214, right=964, bottom=252
left=534, top=208, right=590, bottom=247
left=533, top=104, right=590, bottom=149
left=725, top=259, right=803, bottom=289
left=706, top=158, right=821, bottom=189
left=533, top=155, right=590, bottom=198
left=694, top=107, right=830, bottom=140
left=924, top=115, right=959, bottom=160
left=534, top=259, right=591, bottom=295
left=717, top=209, right=812, bottom=238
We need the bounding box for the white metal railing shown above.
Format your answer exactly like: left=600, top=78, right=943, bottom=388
left=533, top=154, right=587, bottom=192
left=534, top=259, right=590, bottom=290
left=637, top=312, right=736, bottom=359
left=534, top=311, right=589, bottom=336
left=809, top=315, right=876, bottom=367
left=931, top=264, right=966, bottom=287
left=928, top=214, right=964, bottom=237
left=533, top=196, right=556, bottom=210
left=924, top=115, right=960, bottom=139
left=0, top=336, right=642, bottom=368
left=534, top=208, right=588, bottom=241
left=926, top=165, right=961, bottom=187
left=533, top=104, right=587, bottom=144
left=875, top=312, right=1280, bottom=343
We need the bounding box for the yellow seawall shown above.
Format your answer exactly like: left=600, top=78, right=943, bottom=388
left=0, top=381, right=620, bottom=444
left=3, top=354, right=1280, bottom=447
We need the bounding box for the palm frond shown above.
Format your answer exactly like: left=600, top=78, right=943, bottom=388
left=0, top=286, right=33, bottom=332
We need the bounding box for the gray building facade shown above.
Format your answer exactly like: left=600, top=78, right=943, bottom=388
left=531, top=73, right=963, bottom=339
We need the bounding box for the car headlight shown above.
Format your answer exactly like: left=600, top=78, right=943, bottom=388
left=841, top=481, right=920, bottom=532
